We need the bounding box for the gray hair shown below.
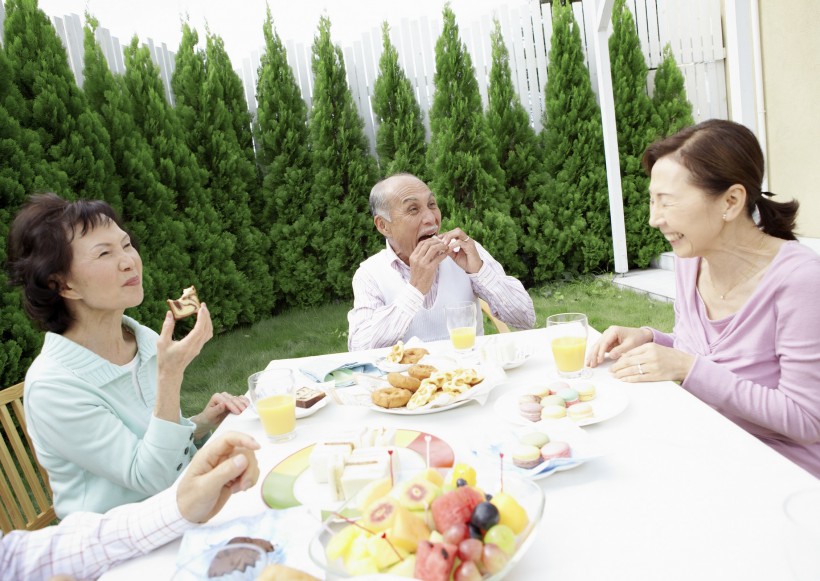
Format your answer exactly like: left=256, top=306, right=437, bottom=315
left=369, top=178, right=393, bottom=221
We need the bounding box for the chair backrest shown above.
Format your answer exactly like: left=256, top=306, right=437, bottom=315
left=480, top=298, right=511, bottom=334
left=0, top=382, right=56, bottom=533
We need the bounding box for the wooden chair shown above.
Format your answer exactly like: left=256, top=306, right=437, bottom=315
left=480, top=298, right=511, bottom=334
left=0, top=382, right=56, bottom=533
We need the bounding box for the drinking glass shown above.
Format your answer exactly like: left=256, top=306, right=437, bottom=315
left=783, top=487, right=820, bottom=580
left=248, top=368, right=296, bottom=442
left=546, top=313, right=588, bottom=378
left=445, top=301, right=477, bottom=353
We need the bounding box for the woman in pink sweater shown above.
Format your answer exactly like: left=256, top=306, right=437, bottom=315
left=588, top=119, right=820, bottom=478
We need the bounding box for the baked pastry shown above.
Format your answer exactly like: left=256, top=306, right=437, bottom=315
left=519, top=402, right=543, bottom=423
left=167, top=285, right=201, bottom=320
left=540, top=404, right=568, bottom=420
left=512, top=444, right=543, bottom=469
left=541, top=441, right=571, bottom=460
left=575, top=382, right=597, bottom=402
left=207, top=536, right=275, bottom=578
left=386, top=341, right=405, bottom=363
left=406, top=381, right=438, bottom=410
left=400, top=347, right=429, bottom=364
left=408, top=364, right=436, bottom=380
left=371, top=387, right=412, bottom=409
left=387, top=372, right=421, bottom=392
left=568, top=402, right=594, bottom=421
left=519, top=431, right=550, bottom=447
left=294, top=386, right=326, bottom=409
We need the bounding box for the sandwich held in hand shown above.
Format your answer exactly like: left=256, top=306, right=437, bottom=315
left=167, top=285, right=201, bottom=320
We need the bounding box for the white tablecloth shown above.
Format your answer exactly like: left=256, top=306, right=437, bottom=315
left=102, top=327, right=818, bottom=580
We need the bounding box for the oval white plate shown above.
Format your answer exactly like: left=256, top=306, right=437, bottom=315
left=373, top=357, right=411, bottom=373
left=369, top=397, right=475, bottom=416
left=493, top=378, right=629, bottom=427
left=501, top=352, right=532, bottom=370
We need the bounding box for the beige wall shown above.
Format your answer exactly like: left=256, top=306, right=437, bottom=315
left=759, top=0, right=820, bottom=237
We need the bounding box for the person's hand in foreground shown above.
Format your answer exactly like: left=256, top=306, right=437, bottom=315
left=176, top=431, right=260, bottom=524
left=192, top=391, right=250, bottom=438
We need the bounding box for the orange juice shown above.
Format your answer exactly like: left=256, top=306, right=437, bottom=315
left=551, top=336, right=586, bottom=373
left=450, top=326, right=476, bottom=350
left=257, top=394, right=295, bottom=438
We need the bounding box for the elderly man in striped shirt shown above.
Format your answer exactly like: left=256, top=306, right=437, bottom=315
left=348, top=173, right=535, bottom=351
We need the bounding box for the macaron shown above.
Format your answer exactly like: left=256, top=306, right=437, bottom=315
left=567, top=402, right=594, bottom=421
left=527, top=385, right=551, bottom=398
left=512, top=444, right=544, bottom=469
left=557, top=387, right=580, bottom=407
left=575, top=382, right=596, bottom=402
left=519, top=402, right=543, bottom=422
left=518, top=394, right=542, bottom=406
left=541, top=441, right=571, bottom=460
left=540, top=404, right=567, bottom=420
left=546, top=380, right=571, bottom=395
left=540, top=394, right=566, bottom=408
left=519, top=431, right=550, bottom=447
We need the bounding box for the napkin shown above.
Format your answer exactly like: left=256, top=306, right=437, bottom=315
left=299, top=360, right=382, bottom=387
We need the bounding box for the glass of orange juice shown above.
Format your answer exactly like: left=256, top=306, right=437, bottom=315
left=248, top=368, right=296, bottom=442
left=546, top=313, right=588, bottom=378
left=445, top=301, right=477, bottom=353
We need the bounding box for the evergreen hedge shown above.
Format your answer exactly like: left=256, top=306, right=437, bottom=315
left=0, top=0, right=694, bottom=386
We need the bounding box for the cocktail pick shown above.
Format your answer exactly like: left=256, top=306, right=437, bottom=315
left=388, top=448, right=395, bottom=488
left=500, top=452, right=505, bottom=493
left=424, top=434, right=432, bottom=468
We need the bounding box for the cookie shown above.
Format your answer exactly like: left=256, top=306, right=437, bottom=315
left=406, top=381, right=438, bottom=410
left=387, top=372, right=421, bottom=392
left=408, top=364, right=436, bottom=380
left=167, top=285, right=201, bottom=320
left=294, top=387, right=326, bottom=409
left=371, top=387, right=412, bottom=409
left=386, top=341, right=405, bottom=364
left=400, top=347, right=429, bottom=364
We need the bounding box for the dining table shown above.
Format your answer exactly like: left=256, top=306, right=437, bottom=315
left=101, top=327, right=819, bottom=581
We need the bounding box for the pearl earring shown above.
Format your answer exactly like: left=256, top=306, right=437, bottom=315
left=722, top=213, right=727, bottom=220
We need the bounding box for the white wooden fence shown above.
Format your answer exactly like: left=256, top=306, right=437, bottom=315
left=3, top=0, right=727, bottom=156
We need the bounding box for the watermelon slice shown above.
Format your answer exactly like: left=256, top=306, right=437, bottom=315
left=431, top=485, right=484, bottom=533
left=414, top=540, right=457, bottom=581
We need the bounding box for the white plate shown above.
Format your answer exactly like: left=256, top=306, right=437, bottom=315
left=369, top=397, right=476, bottom=416
left=493, top=378, right=629, bottom=427
left=373, top=357, right=411, bottom=373
left=295, top=395, right=329, bottom=419
left=471, top=423, right=600, bottom=481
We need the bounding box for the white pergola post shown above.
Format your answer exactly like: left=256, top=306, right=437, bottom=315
left=592, top=0, right=628, bottom=274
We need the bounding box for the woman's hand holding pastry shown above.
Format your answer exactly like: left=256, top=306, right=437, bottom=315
left=157, top=303, right=213, bottom=380
left=609, top=343, right=695, bottom=383
left=587, top=325, right=653, bottom=368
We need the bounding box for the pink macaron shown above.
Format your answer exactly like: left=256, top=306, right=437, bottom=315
left=519, top=402, right=543, bottom=422
left=541, top=441, right=571, bottom=460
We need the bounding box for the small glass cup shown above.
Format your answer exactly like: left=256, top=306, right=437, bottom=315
left=546, top=313, right=588, bottom=378
left=445, top=301, right=477, bottom=353
left=783, top=487, right=820, bottom=581
left=248, top=368, right=296, bottom=442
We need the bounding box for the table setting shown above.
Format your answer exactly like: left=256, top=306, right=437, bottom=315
left=101, top=312, right=820, bottom=581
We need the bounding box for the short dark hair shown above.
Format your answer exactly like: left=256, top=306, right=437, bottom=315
left=642, top=119, right=799, bottom=241
left=6, top=193, right=128, bottom=333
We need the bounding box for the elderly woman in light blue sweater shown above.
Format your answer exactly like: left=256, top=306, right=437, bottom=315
left=6, top=193, right=248, bottom=518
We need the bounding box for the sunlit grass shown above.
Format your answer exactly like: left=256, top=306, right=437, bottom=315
left=180, top=276, right=674, bottom=416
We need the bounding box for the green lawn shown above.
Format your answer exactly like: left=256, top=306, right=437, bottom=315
left=180, top=276, right=675, bottom=416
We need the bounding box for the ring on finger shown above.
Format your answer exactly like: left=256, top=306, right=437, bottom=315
left=637, top=362, right=644, bottom=375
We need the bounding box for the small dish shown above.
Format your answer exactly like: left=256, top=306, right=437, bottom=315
left=172, top=542, right=279, bottom=580
left=373, top=357, right=412, bottom=373
left=501, top=351, right=532, bottom=370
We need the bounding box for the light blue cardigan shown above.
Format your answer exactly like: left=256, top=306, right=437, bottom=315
left=23, top=316, right=197, bottom=518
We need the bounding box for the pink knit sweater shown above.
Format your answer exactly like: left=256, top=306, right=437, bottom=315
left=651, top=241, right=820, bottom=478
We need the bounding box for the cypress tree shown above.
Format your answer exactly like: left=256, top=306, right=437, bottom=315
left=427, top=6, right=506, bottom=215
left=122, top=37, right=245, bottom=330
left=309, top=16, right=380, bottom=300
left=254, top=9, right=322, bottom=307
left=653, top=44, right=694, bottom=139
left=610, top=0, right=665, bottom=268
left=0, top=43, right=66, bottom=386
left=172, top=26, right=272, bottom=323
left=372, top=22, right=427, bottom=179
left=2, top=0, right=120, bottom=208
left=525, top=0, right=611, bottom=280
left=82, top=17, right=188, bottom=325
left=486, top=18, right=540, bottom=283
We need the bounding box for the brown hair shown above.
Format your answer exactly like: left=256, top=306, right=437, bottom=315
left=6, top=193, right=132, bottom=333
left=642, top=119, right=799, bottom=240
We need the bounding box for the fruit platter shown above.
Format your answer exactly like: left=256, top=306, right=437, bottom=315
left=308, top=462, right=544, bottom=580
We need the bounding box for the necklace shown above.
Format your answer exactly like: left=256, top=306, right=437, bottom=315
left=709, top=263, right=767, bottom=300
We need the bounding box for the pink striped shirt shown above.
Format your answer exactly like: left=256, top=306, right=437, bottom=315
left=0, top=487, right=192, bottom=581
left=348, top=241, right=535, bottom=351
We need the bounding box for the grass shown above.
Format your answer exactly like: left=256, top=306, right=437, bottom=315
left=180, top=276, right=675, bottom=416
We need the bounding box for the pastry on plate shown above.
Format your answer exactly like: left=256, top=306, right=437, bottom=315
left=540, top=441, right=571, bottom=460
left=294, top=387, right=326, bottom=409
left=568, top=402, right=594, bottom=421
left=371, top=387, right=412, bottom=409
left=512, top=444, right=543, bottom=469
left=387, top=372, right=421, bottom=392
